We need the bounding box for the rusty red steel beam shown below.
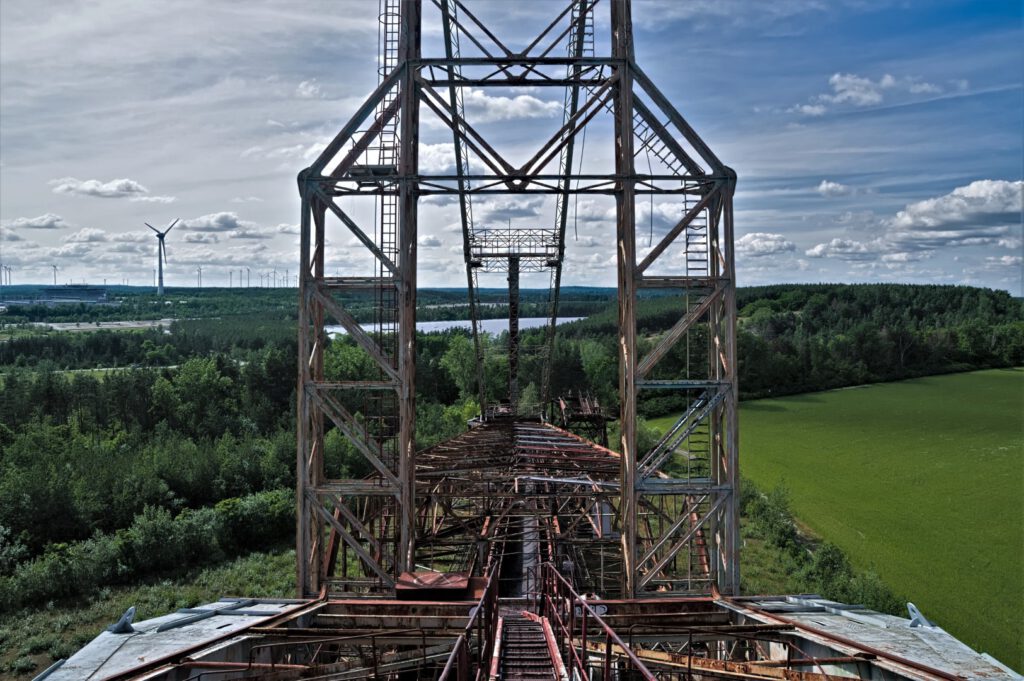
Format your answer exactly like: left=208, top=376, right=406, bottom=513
left=752, top=655, right=877, bottom=668
left=488, top=616, right=503, bottom=681
left=583, top=641, right=833, bottom=681
left=177, top=661, right=309, bottom=671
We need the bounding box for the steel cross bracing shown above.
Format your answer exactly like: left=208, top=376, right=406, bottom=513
left=296, top=0, right=738, bottom=601
left=39, top=2, right=1008, bottom=679
left=83, top=571, right=990, bottom=680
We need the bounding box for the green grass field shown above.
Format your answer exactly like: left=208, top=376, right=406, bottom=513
left=656, top=369, right=1023, bottom=669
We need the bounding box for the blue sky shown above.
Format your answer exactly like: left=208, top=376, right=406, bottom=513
left=1, top=0, right=1021, bottom=293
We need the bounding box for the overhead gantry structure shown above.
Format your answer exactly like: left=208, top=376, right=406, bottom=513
left=51, top=3, right=1014, bottom=679
left=295, top=0, right=739, bottom=602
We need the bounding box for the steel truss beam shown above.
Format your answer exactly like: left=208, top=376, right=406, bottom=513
left=296, top=0, right=738, bottom=601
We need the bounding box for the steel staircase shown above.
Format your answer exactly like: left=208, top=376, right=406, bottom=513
left=498, top=615, right=559, bottom=681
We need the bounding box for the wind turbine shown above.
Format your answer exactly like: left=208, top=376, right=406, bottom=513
left=51, top=264, right=58, bottom=286
left=196, top=266, right=203, bottom=288
left=246, top=267, right=251, bottom=288
left=145, top=219, right=178, bottom=295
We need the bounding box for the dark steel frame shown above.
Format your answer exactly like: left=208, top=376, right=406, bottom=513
left=296, top=0, right=738, bottom=601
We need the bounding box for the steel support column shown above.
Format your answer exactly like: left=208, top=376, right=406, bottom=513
left=396, top=0, right=422, bottom=577
left=508, top=255, right=520, bottom=411
left=721, top=183, right=739, bottom=595
left=612, top=0, right=639, bottom=598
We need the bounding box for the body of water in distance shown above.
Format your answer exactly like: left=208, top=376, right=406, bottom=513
left=326, top=317, right=583, bottom=336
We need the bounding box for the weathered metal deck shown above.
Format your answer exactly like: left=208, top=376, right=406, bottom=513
left=48, top=578, right=1018, bottom=680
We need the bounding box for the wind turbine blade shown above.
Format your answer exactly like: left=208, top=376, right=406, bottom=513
left=165, top=218, right=179, bottom=234
left=162, top=241, right=168, bottom=264
left=145, top=223, right=160, bottom=234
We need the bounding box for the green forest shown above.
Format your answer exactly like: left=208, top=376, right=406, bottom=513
left=0, top=283, right=1021, bottom=671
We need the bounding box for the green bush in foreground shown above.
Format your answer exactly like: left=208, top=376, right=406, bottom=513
left=0, top=489, right=293, bottom=612
left=742, top=479, right=903, bottom=615
left=0, top=549, right=297, bottom=676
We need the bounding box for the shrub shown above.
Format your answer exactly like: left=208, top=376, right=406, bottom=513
left=0, top=490, right=294, bottom=612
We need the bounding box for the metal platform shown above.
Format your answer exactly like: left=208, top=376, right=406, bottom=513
left=49, top=583, right=1018, bottom=680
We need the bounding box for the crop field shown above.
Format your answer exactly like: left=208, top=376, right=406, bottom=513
left=661, top=368, right=1022, bottom=669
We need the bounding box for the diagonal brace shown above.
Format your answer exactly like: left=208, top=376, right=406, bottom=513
left=636, top=278, right=727, bottom=377
left=638, top=493, right=728, bottom=589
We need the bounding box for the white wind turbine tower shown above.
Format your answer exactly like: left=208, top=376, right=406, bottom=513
left=145, top=219, right=178, bottom=295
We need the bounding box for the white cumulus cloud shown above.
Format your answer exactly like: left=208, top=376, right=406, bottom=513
left=807, top=179, right=1023, bottom=263
left=63, top=228, right=109, bottom=243
left=788, top=103, right=826, bottom=116
left=463, top=89, right=562, bottom=124
left=49, top=177, right=175, bottom=202
left=184, top=233, right=220, bottom=243
left=816, top=180, right=852, bottom=197
left=420, top=143, right=456, bottom=174
left=822, top=72, right=894, bottom=106
left=986, top=255, right=1022, bottom=267
left=180, top=212, right=253, bottom=233
left=735, top=232, right=796, bottom=258
left=478, top=197, right=545, bottom=221
left=2, top=213, right=70, bottom=230
left=227, top=228, right=274, bottom=240
left=888, top=179, right=1022, bottom=249
left=805, top=237, right=884, bottom=261
left=791, top=72, right=948, bottom=116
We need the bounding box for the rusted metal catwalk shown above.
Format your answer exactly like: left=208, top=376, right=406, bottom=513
left=57, top=580, right=1013, bottom=680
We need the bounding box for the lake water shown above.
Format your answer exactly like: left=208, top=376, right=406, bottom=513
left=326, top=317, right=584, bottom=336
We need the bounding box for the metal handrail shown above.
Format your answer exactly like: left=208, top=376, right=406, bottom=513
left=538, top=562, right=657, bottom=681
left=437, top=564, right=500, bottom=681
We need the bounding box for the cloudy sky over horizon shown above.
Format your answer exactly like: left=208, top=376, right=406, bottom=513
left=1, top=0, right=1021, bottom=293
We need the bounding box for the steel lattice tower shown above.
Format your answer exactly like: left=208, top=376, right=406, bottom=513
left=51, top=4, right=1013, bottom=679
left=296, top=0, right=739, bottom=600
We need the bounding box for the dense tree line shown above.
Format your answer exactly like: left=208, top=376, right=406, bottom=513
left=0, top=286, right=615, bottom=326
left=0, top=283, right=1020, bottom=610
left=515, top=284, right=1024, bottom=412
left=0, top=288, right=300, bottom=324
left=0, top=316, right=296, bottom=369
left=0, top=327, right=473, bottom=573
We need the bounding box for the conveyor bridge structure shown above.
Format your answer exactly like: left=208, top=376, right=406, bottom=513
left=47, top=1, right=1019, bottom=679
